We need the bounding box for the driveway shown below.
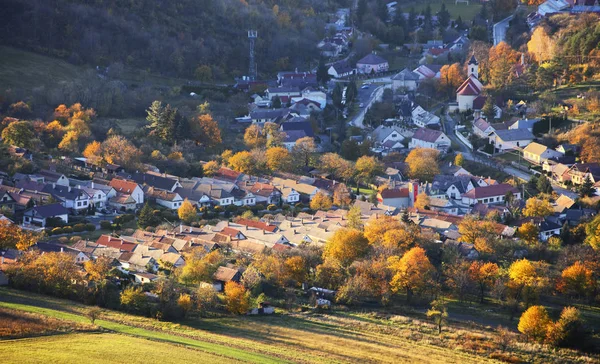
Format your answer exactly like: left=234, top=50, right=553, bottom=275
left=493, top=15, right=513, bottom=45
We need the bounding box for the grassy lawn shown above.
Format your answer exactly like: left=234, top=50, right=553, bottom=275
left=0, top=287, right=511, bottom=364
left=0, top=333, right=237, bottom=363
left=494, top=152, right=535, bottom=168
left=403, top=0, right=482, bottom=22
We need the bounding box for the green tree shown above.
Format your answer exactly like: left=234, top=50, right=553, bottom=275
left=272, top=96, right=282, bottom=109
left=482, top=97, right=496, bottom=120
left=438, top=4, right=450, bottom=28
left=316, top=58, right=330, bottom=84
left=138, top=203, right=156, bottom=228
left=120, top=287, right=148, bottom=314
left=536, top=174, right=553, bottom=194
left=1, top=121, right=35, bottom=149
left=579, top=175, right=594, bottom=197
left=427, top=299, right=448, bottom=334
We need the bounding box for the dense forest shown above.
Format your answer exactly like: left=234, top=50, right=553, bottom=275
left=0, top=0, right=348, bottom=80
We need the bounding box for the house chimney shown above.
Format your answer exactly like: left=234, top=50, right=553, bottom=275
left=180, top=224, right=183, bottom=234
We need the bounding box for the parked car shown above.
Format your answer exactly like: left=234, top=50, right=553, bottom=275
left=359, top=103, right=364, bottom=108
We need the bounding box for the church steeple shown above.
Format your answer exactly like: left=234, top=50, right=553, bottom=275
left=468, top=53, right=478, bottom=78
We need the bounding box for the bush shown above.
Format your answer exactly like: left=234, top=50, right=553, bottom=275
left=73, top=223, right=86, bottom=232
left=99, top=220, right=112, bottom=230
left=62, top=226, right=73, bottom=234
left=121, top=214, right=135, bottom=222
left=51, top=227, right=63, bottom=235
left=267, top=204, right=277, bottom=211
left=85, top=223, right=96, bottom=232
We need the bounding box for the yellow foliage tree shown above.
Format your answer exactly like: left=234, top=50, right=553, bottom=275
left=405, top=148, right=439, bottom=182
left=178, top=199, right=197, bottom=224
left=323, top=228, right=369, bottom=267
left=224, top=281, right=250, bottom=315
left=177, top=293, right=193, bottom=317
left=203, top=160, right=220, bottom=176
left=488, top=41, right=518, bottom=90
left=83, top=141, right=103, bottom=165
left=0, top=220, right=38, bottom=251
left=364, top=215, right=402, bottom=245
left=518, top=221, right=540, bottom=246
left=458, top=215, right=497, bottom=245
left=58, top=130, right=79, bottom=152
left=523, top=198, right=553, bottom=217
left=228, top=151, right=256, bottom=175
left=468, top=261, right=499, bottom=303
left=557, top=261, right=596, bottom=298
left=265, top=147, right=292, bottom=172
left=310, top=192, right=333, bottom=211
left=518, top=305, right=551, bottom=342
left=527, top=26, right=555, bottom=63
left=388, top=247, right=435, bottom=301
left=243, top=124, right=265, bottom=149
left=414, top=192, right=430, bottom=210
left=454, top=153, right=464, bottom=167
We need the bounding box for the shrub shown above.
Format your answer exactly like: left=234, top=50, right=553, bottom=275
left=99, top=220, right=112, bottom=230
left=267, top=204, right=277, bottom=211
left=73, top=223, right=86, bottom=232
left=122, top=214, right=135, bottom=222
left=85, top=223, right=96, bottom=232
left=62, top=226, right=73, bottom=234
left=51, top=227, right=63, bottom=235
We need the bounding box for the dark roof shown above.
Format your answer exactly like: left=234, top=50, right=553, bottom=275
left=32, top=242, right=79, bottom=255
left=468, top=53, right=478, bottom=65
left=330, top=60, right=355, bottom=74
left=212, top=266, right=241, bottom=282
left=117, top=172, right=178, bottom=191
left=280, top=121, right=314, bottom=137
left=42, top=184, right=87, bottom=201
left=392, top=68, right=420, bottom=81
left=250, top=108, right=291, bottom=120
left=357, top=53, right=388, bottom=65
left=493, top=129, right=534, bottom=142
left=284, top=130, right=308, bottom=143
left=27, top=203, right=69, bottom=218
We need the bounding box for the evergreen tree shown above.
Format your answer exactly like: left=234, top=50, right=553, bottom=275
left=316, top=58, right=330, bottom=85
left=138, top=203, right=156, bottom=228
left=536, top=175, right=553, bottom=194
left=272, top=96, right=282, bottom=109
left=332, top=83, right=344, bottom=111
left=408, top=8, right=416, bottom=30
left=438, top=3, right=450, bottom=29
left=357, top=0, right=368, bottom=26
left=455, top=16, right=464, bottom=30
left=401, top=209, right=410, bottom=223
left=482, top=97, right=496, bottom=120
left=377, top=0, right=388, bottom=23
left=579, top=175, right=594, bottom=197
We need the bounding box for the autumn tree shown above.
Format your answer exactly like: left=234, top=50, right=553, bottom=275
left=509, top=258, right=544, bottom=305
left=228, top=151, right=257, bottom=175
left=84, top=256, right=113, bottom=282
left=458, top=215, right=497, bottom=245
left=518, top=305, right=551, bottom=342
left=488, top=42, right=518, bottom=90
left=58, top=130, right=80, bottom=152
left=439, top=63, right=464, bottom=95
left=178, top=250, right=224, bottom=285
left=324, top=228, right=369, bottom=267
left=0, top=220, right=38, bottom=251
left=243, top=124, right=266, bottom=149
left=83, top=141, right=103, bottom=165
left=203, top=161, right=220, bottom=176
left=1, top=121, right=35, bottom=149
left=346, top=205, right=364, bottom=230
left=426, top=299, right=448, bottom=334
left=101, top=135, right=142, bottom=169
left=355, top=156, right=383, bottom=188
left=454, top=153, right=464, bottom=166
left=388, top=247, right=435, bottom=302
left=523, top=198, right=553, bottom=218
left=178, top=199, right=197, bottom=224
left=469, top=261, right=499, bottom=303
left=546, top=307, right=587, bottom=349
left=364, top=215, right=402, bottom=245
left=194, top=114, right=222, bottom=148
left=518, top=221, right=540, bottom=246
left=310, top=192, right=333, bottom=211
left=585, top=215, right=600, bottom=250
left=320, top=153, right=354, bottom=181
left=120, top=286, right=148, bottom=314
left=527, top=26, right=555, bottom=63
left=333, top=184, right=352, bottom=207
left=557, top=261, right=596, bottom=299
left=414, top=192, right=430, bottom=210
left=405, top=148, right=439, bottom=182
left=196, top=285, right=218, bottom=315
left=224, top=281, right=250, bottom=315
left=177, top=293, right=193, bottom=317
left=265, top=147, right=292, bottom=172
left=292, top=137, right=317, bottom=168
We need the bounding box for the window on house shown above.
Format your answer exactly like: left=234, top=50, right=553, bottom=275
left=77, top=202, right=82, bottom=207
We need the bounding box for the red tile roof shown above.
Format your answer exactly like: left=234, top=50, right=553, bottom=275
left=214, top=167, right=242, bottom=182
left=109, top=179, right=139, bottom=194
left=236, top=218, right=277, bottom=232
left=96, top=235, right=137, bottom=252
left=380, top=188, right=409, bottom=199
left=220, top=227, right=242, bottom=238
left=412, top=127, right=443, bottom=143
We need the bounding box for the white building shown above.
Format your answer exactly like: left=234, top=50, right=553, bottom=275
left=456, top=55, right=483, bottom=111
left=489, top=129, right=534, bottom=152
left=409, top=128, right=450, bottom=151
left=356, top=54, right=389, bottom=74
left=523, top=142, right=562, bottom=165
left=392, top=68, right=420, bottom=91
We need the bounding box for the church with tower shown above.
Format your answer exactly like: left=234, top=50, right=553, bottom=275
left=456, top=54, right=484, bottom=111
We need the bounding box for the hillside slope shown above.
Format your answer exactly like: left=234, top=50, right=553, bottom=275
left=0, top=0, right=337, bottom=80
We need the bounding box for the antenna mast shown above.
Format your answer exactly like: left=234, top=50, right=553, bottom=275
left=248, top=30, right=258, bottom=80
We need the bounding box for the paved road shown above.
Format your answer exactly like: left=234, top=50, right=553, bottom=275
left=349, top=83, right=390, bottom=128
left=493, top=15, right=513, bottom=45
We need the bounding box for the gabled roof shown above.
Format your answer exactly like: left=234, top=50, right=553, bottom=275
left=493, top=129, right=535, bottom=142
left=280, top=121, right=314, bottom=137
left=412, top=127, right=444, bottom=143
left=523, top=142, right=548, bottom=156
left=212, top=266, right=240, bottom=282
left=473, top=117, right=492, bottom=132
left=236, top=218, right=277, bottom=232
left=392, top=68, right=420, bottom=81
left=117, top=172, right=178, bottom=191
left=26, top=203, right=68, bottom=218
left=468, top=54, right=478, bottom=65
left=462, top=183, right=518, bottom=199
left=357, top=53, right=388, bottom=65
left=379, top=188, right=409, bottom=199
left=96, top=235, right=137, bottom=252
left=109, top=179, right=140, bottom=194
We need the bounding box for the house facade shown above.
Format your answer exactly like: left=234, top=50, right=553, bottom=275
left=23, top=204, right=69, bottom=227
left=489, top=129, right=534, bottom=152
left=523, top=142, right=562, bottom=165
left=408, top=128, right=450, bottom=151
left=356, top=54, right=389, bottom=74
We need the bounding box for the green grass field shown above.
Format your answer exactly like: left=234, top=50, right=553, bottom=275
left=403, top=0, right=482, bottom=22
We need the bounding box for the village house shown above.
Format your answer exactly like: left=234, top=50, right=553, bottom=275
left=356, top=53, right=389, bottom=74
left=377, top=187, right=410, bottom=208
left=238, top=181, right=282, bottom=205
left=23, top=203, right=69, bottom=227
left=472, top=117, right=495, bottom=138
left=144, top=187, right=184, bottom=210
left=371, top=125, right=406, bottom=151
left=392, top=68, right=420, bottom=91
left=523, top=142, right=562, bottom=165
left=133, top=272, right=159, bottom=284
left=117, top=171, right=182, bottom=193
left=43, top=184, right=90, bottom=212
left=265, top=87, right=302, bottom=104
left=565, top=163, right=600, bottom=186
left=508, top=118, right=540, bottom=132
left=489, top=129, right=534, bottom=152
left=108, top=179, right=144, bottom=205
left=461, top=183, right=521, bottom=205
left=32, top=242, right=90, bottom=264
left=411, top=105, right=440, bottom=128
left=408, top=128, right=450, bottom=152
left=36, top=170, right=70, bottom=187
left=413, top=64, right=442, bottom=80
left=249, top=108, right=291, bottom=124
left=212, top=266, right=242, bottom=291
left=327, top=60, right=356, bottom=78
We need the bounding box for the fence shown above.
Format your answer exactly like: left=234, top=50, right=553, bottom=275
left=454, top=129, right=473, bottom=150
